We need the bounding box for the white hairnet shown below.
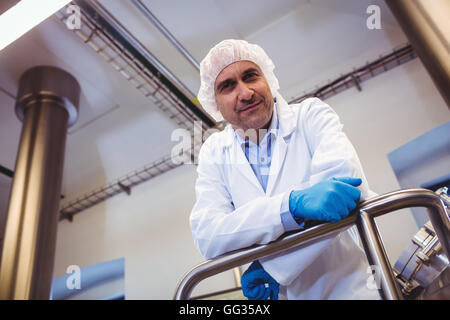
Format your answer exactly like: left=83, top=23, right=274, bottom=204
left=198, top=39, right=281, bottom=122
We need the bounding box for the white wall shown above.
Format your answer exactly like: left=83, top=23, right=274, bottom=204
left=388, top=121, right=450, bottom=227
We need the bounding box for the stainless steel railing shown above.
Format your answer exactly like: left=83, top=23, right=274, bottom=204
left=174, top=188, right=450, bottom=300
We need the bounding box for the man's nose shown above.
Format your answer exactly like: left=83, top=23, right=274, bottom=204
left=237, top=82, right=254, bottom=102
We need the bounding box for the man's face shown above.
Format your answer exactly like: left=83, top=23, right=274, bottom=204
left=214, top=60, right=274, bottom=132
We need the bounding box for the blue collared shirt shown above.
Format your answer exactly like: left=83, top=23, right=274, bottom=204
left=234, top=101, right=304, bottom=231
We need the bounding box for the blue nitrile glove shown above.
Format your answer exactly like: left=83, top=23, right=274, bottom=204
left=241, top=260, right=279, bottom=300
left=289, top=177, right=362, bottom=223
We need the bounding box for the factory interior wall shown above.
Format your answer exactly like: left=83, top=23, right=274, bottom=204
left=387, top=121, right=450, bottom=228
left=52, top=57, right=449, bottom=299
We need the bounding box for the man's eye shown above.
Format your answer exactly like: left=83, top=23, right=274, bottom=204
left=220, top=81, right=233, bottom=92
left=243, top=73, right=257, bottom=81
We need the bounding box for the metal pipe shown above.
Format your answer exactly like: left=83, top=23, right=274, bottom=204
left=174, top=216, right=356, bottom=300
left=232, top=267, right=242, bottom=288
left=0, top=165, right=14, bottom=178
left=173, top=188, right=449, bottom=300
left=385, top=0, right=450, bottom=108
left=75, top=0, right=215, bottom=127
left=0, top=66, right=80, bottom=299
left=78, top=0, right=198, bottom=103
left=131, top=0, right=200, bottom=71
left=290, top=44, right=417, bottom=104
left=356, top=211, right=403, bottom=300
left=359, top=189, right=450, bottom=259
left=356, top=189, right=450, bottom=300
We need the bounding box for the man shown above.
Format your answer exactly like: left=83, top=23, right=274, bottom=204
left=190, top=39, right=379, bottom=300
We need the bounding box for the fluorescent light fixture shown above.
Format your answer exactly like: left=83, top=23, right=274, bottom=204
left=0, top=0, right=71, bottom=51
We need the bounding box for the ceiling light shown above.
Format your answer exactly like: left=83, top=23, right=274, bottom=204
left=0, top=0, right=71, bottom=51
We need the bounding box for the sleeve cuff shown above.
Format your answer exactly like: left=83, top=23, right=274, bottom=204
left=280, top=190, right=305, bottom=232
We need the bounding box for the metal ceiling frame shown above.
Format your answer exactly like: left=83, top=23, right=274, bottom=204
left=62, top=0, right=215, bottom=129
left=59, top=154, right=183, bottom=221
left=290, top=43, right=417, bottom=104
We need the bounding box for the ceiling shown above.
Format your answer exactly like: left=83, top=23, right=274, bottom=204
left=0, top=0, right=408, bottom=205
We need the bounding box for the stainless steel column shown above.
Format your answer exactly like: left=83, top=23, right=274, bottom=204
left=385, top=0, right=450, bottom=107
left=0, top=66, right=80, bottom=299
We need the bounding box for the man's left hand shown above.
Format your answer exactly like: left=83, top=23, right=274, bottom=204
left=241, top=260, right=279, bottom=300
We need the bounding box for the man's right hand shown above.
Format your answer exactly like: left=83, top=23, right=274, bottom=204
left=289, top=177, right=362, bottom=223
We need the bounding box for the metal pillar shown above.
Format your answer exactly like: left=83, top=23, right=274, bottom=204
left=0, top=66, right=80, bottom=299
left=385, top=0, right=450, bottom=108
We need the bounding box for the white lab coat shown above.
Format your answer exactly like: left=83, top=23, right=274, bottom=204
left=190, top=96, right=380, bottom=300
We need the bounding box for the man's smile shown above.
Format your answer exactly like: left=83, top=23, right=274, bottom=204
left=239, top=100, right=262, bottom=113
